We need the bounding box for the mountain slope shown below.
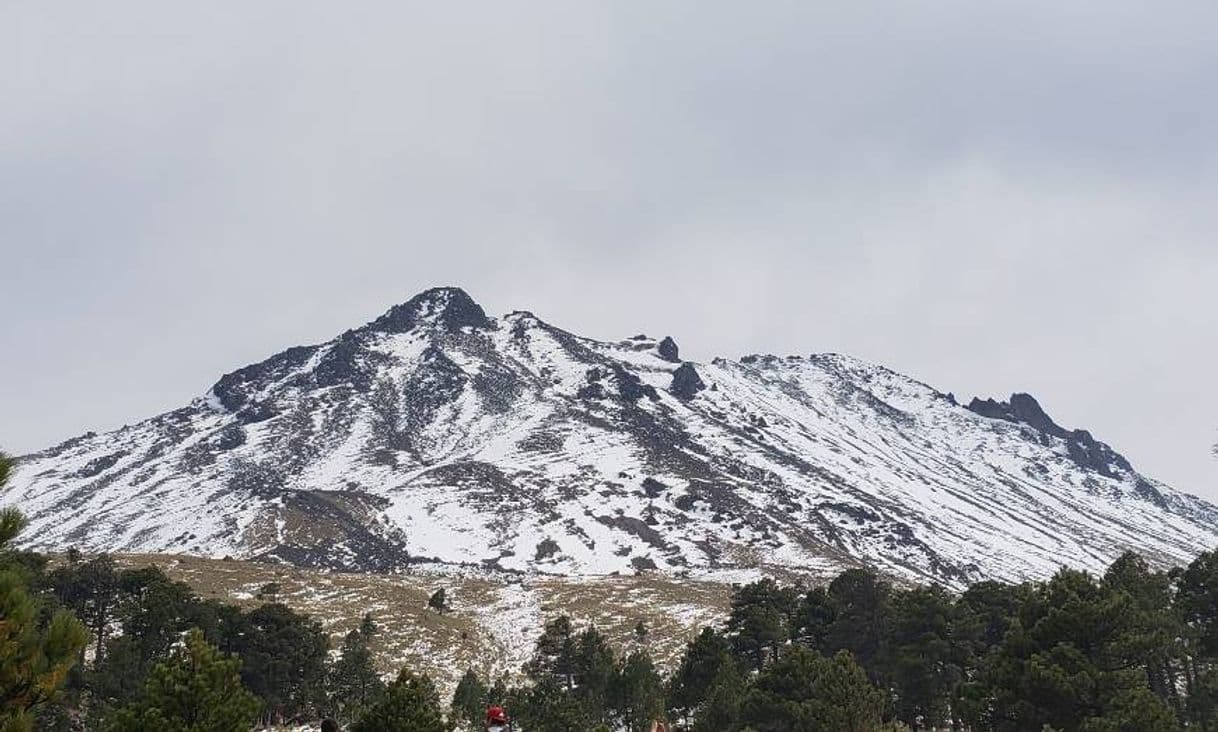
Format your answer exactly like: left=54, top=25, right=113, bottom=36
left=9, top=287, right=1217, bottom=587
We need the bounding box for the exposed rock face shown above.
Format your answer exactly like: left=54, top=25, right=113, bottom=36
left=314, top=331, right=376, bottom=391
left=642, top=477, right=667, bottom=498
left=658, top=336, right=680, bottom=362
left=613, top=365, right=660, bottom=402
left=670, top=363, right=706, bottom=400
left=966, top=393, right=1133, bottom=477
left=235, top=402, right=277, bottom=425
left=212, top=345, right=318, bottom=411
left=77, top=453, right=123, bottom=478
left=578, top=366, right=660, bottom=403
left=213, top=424, right=246, bottom=451
left=8, top=289, right=1218, bottom=587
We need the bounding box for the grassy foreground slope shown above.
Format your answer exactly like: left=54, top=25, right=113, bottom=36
left=110, top=554, right=732, bottom=694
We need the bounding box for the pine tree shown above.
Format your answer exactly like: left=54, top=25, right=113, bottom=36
left=90, top=566, right=201, bottom=706
left=330, top=613, right=385, bottom=723
left=1103, top=551, right=1186, bottom=720
left=668, top=627, right=734, bottom=725
left=982, top=567, right=1178, bottom=731
left=0, top=562, right=89, bottom=732
left=351, top=669, right=445, bottom=732
left=0, top=503, right=24, bottom=559
left=573, top=625, right=615, bottom=721
left=114, top=566, right=198, bottom=658
left=0, top=457, right=89, bottom=732
left=230, top=603, right=329, bottom=724
left=633, top=620, right=649, bottom=643
left=885, top=585, right=963, bottom=730
left=691, top=657, right=746, bottom=732
left=486, top=675, right=509, bottom=708
left=1170, top=548, right=1218, bottom=728
left=526, top=616, right=578, bottom=690
left=792, top=586, right=836, bottom=651
left=106, top=628, right=258, bottom=732
left=739, top=646, right=884, bottom=732
left=824, top=568, right=891, bottom=678
left=952, top=578, right=1034, bottom=727
left=956, top=580, right=1032, bottom=652
left=726, top=579, right=799, bottom=670
left=509, top=675, right=589, bottom=732
left=89, top=635, right=148, bottom=709
left=48, top=554, right=119, bottom=666
left=428, top=588, right=448, bottom=613
left=610, top=650, right=665, bottom=732
left=815, top=650, right=887, bottom=731
left=450, top=669, right=488, bottom=727
left=517, top=617, right=615, bottom=730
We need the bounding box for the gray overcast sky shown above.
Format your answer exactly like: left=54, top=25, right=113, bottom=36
left=3, top=2, right=1217, bottom=498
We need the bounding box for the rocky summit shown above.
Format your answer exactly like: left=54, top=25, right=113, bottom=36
left=9, top=287, right=1218, bottom=587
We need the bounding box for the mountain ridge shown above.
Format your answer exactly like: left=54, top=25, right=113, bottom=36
left=9, top=287, right=1217, bottom=588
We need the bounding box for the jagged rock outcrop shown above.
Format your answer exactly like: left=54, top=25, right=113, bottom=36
left=658, top=336, right=680, bottom=362
left=966, top=393, right=1133, bottom=477
left=670, top=363, right=706, bottom=400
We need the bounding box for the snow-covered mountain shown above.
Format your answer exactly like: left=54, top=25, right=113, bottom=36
left=9, top=287, right=1217, bottom=588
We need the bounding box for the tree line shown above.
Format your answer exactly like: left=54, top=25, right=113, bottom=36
left=449, top=545, right=1218, bottom=732
left=0, top=531, right=390, bottom=729
left=7, top=446, right=1218, bottom=730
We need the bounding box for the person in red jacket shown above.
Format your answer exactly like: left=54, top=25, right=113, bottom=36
left=485, top=704, right=510, bottom=731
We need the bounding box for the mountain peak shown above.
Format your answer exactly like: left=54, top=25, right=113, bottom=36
left=10, top=291, right=1216, bottom=589
left=366, top=287, right=491, bottom=334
